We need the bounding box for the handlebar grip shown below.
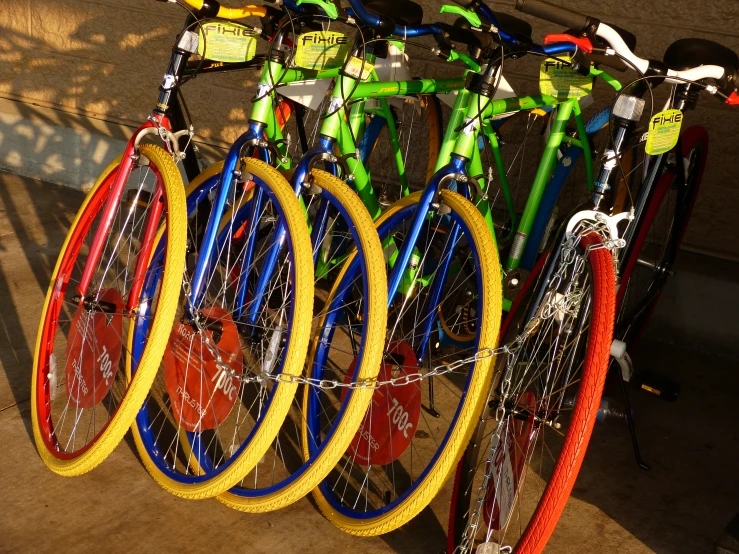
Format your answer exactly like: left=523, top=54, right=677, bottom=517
left=217, top=4, right=268, bottom=19
left=437, top=22, right=494, bottom=51
left=179, top=0, right=268, bottom=19
left=515, top=0, right=593, bottom=33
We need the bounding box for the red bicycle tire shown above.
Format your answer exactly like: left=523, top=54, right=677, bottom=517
left=448, top=233, right=616, bottom=553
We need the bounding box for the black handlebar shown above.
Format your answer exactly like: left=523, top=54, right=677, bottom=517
left=437, top=22, right=495, bottom=51
left=515, top=0, right=596, bottom=33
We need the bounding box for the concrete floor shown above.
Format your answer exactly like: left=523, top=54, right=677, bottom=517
left=1, top=172, right=737, bottom=553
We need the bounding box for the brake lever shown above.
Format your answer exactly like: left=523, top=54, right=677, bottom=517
left=440, top=4, right=482, bottom=28
left=544, top=33, right=593, bottom=53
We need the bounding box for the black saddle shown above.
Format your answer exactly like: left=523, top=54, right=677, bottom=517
left=363, top=0, right=423, bottom=27
left=664, top=38, right=739, bottom=71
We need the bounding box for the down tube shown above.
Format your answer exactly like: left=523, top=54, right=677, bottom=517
left=386, top=160, right=464, bottom=304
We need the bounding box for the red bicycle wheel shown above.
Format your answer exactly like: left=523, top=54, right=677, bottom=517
left=449, top=233, right=616, bottom=553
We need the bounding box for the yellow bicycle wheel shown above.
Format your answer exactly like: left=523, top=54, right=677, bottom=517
left=311, top=189, right=502, bottom=535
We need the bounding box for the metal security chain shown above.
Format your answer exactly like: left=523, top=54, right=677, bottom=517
left=455, top=223, right=623, bottom=554
left=218, top=346, right=504, bottom=390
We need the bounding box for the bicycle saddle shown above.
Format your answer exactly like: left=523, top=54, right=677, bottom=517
left=363, top=0, right=423, bottom=26
left=664, top=38, right=739, bottom=71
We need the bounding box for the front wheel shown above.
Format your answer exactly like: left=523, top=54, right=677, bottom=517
left=310, top=188, right=502, bottom=536
left=130, top=158, right=314, bottom=499
left=31, top=144, right=187, bottom=476
left=449, top=232, right=616, bottom=553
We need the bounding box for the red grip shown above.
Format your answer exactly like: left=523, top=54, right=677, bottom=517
left=544, top=33, right=593, bottom=53
left=726, top=91, right=739, bottom=105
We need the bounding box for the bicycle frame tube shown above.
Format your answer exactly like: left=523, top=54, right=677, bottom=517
left=479, top=123, right=516, bottom=241
left=127, top=183, right=166, bottom=312
left=503, top=98, right=578, bottom=271
left=317, top=72, right=469, bottom=218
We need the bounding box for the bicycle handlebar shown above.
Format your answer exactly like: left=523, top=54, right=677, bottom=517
left=179, top=0, right=267, bottom=19
left=515, top=0, right=730, bottom=85
left=344, top=0, right=575, bottom=57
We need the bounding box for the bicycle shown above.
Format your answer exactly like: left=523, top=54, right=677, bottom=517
left=448, top=0, right=739, bottom=551
left=279, top=0, right=613, bottom=535
left=27, top=1, right=295, bottom=476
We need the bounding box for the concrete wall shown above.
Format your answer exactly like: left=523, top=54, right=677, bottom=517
left=1, top=0, right=738, bottom=256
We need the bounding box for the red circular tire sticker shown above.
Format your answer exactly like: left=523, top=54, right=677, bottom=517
left=163, top=307, right=244, bottom=432
left=343, top=341, right=421, bottom=466
left=64, top=288, right=124, bottom=409
left=484, top=391, right=537, bottom=530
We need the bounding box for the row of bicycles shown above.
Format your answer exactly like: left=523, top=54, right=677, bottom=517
left=29, top=0, right=738, bottom=551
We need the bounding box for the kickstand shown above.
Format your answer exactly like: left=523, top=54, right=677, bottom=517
left=618, top=372, right=650, bottom=471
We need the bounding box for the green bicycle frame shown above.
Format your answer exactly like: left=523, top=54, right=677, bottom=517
left=450, top=91, right=594, bottom=271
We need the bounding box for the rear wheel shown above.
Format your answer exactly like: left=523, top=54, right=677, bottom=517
left=360, top=94, right=442, bottom=205
left=615, top=126, right=706, bottom=344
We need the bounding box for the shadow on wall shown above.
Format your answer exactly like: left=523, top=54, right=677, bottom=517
left=0, top=2, right=258, bottom=189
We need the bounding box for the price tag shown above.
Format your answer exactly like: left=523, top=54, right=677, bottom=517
left=343, top=56, right=374, bottom=81
left=294, top=31, right=350, bottom=70
left=539, top=56, right=593, bottom=99
left=645, top=109, right=683, bottom=155
left=197, top=22, right=258, bottom=63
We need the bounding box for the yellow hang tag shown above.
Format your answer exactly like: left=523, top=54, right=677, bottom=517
left=343, top=56, right=374, bottom=81
left=197, top=22, right=258, bottom=63
left=539, top=56, right=593, bottom=99
left=294, top=31, right=350, bottom=70
left=645, top=109, right=683, bottom=155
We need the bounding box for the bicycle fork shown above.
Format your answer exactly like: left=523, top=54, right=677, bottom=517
left=77, top=116, right=171, bottom=315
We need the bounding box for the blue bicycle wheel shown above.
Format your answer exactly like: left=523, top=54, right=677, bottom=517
left=129, top=158, right=314, bottom=499
left=307, top=188, right=502, bottom=535
left=217, top=169, right=388, bottom=512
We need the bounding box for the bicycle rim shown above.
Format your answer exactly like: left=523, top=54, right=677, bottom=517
left=130, top=158, right=313, bottom=499
left=217, top=169, right=388, bottom=512
left=310, top=189, right=502, bottom=535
